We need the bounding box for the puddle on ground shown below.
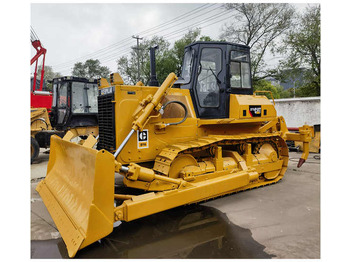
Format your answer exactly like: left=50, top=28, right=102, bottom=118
left=31, top=205, right=273, bottom=259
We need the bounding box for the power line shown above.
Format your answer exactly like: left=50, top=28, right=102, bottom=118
left=93, top=11, right=234, bottom=66
left=57, top=15, right=234, bottom=74
left=99, top=10, right=231, bottom=61
left=54, top=5, right=213, bottom=70
left=137, top=3, right=214, bottom=36
left=53, top=39, right=135, bottom=70
left=52, top=3, right=212, bottom=68
left=52, top=38, right=134, bottom=69
left=58, top=45, right=133, bottom=72
left=93, top=46, right=133, bottom=63
left=161, top=9, right=231, bottom=39
left=139, top=4, right=223, bottom=39
left=166, top=13, right=234, bottom=41
left=97, top=48, right=133, bottom=64
left=54, top=4, right=230, bottom=73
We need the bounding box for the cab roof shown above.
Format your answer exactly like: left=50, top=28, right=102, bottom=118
left=185, top=41, right=250, bottom=50
left=52, top=76, right=97, bottom=83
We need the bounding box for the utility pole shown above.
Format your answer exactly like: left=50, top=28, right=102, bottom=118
left=293, top=79, right=296, bottom=98
left=132, top=35, right=143, bottom=82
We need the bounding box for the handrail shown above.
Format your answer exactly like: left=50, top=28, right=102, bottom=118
left=253, top=90, right=275, bottom=105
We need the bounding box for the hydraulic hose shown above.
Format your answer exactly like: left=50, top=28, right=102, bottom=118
left=113, top=73, right=178, bottom=159
left=160, top=100, right=188, bottom=126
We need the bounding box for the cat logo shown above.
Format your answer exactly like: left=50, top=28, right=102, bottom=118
left=137, top=129, right=149, bottom=149
left=249, top=105, right=262, bottom=117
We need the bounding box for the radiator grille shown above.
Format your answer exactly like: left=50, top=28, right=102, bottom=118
left=97, top=93, right=115, bottom=152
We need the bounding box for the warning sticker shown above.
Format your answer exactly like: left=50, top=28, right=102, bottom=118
left=137, top=129, right=149, bottom=149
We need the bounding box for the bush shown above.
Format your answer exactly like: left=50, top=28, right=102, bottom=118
left=253, top=79, right=282, bottom=99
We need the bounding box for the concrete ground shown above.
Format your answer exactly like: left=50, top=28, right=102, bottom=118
left=31, top=150, right=320, bottom=259
left=31, top=148, right=50, bottom=180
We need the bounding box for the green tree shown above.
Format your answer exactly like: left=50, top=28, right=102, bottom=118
left=172, top=28, right=201, bottom=73
left=71, top=62, right=85, bottom=77
left=72, top=59, right=111, bottom=79
left=172, top=29, right=215, bottom=72
left=37, top=65, right=62, bottom=90
left=220, top=3, right=295, bottom=84
left=277, top=5, right=320, bottom=97
left=279, top=87, right=295, bottom=99
left=253, top=79, right=283, bottom=99
left=117, top=36, right=175, bottom=85
left=117, top=29, right=214, bottom=85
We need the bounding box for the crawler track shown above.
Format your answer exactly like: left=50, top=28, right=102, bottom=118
left=153, top=133, right=289, bottom=201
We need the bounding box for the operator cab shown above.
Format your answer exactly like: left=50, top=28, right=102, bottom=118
left=50, top=76, right=99, bottom=130
left=175, top=41, right=252, bottom=119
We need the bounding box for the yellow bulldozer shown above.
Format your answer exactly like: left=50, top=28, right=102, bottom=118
left=36, top=42, right=313, bottom=257
left=31, top=76, right=99, bottom=163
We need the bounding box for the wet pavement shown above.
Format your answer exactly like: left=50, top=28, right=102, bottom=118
left=31, top=205, right=272, bottom=259
left=30, top=151, right=320, bottom=259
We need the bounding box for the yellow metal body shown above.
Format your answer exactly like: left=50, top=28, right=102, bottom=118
left=36, top=137, right=115, bottom=257
left=30, top=107, right=52, bottom=135
left=30, top=106, right=99, bottom=161
left=296, top=130, right=320, bottom=153
left=37, top=73, right=313, bottom=257
left=62, top=126, right=99, bottom=141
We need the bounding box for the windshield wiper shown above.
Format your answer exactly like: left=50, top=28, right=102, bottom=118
left=209, top=67, right=221, bottom=85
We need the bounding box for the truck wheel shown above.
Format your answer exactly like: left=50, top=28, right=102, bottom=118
left=31, top=137, right=40, bottom=164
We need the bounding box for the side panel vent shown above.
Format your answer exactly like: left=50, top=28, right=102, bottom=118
left=97, top=92, right=115, bottom=152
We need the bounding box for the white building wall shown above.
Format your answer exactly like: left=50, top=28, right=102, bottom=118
left=272, top=97, right=320, bottom=127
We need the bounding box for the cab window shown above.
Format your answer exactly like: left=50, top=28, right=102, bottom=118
left=86, top=83, right=98, bottom=113
left=181, top=49, right=194, bottom=84
left=58, top=82, right=68, bottom=108
left=230, top=50, right=251, bottom=88
left=52, top=83, right=57, bottom=107
left=196, top=48, right=222, bottom=108
left=72, top=82, right=86, bottom=113
left=71, top=82, right=98, bottom=113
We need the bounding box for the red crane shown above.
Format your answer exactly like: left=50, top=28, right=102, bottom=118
left=31, top=26, right=52, bottom=110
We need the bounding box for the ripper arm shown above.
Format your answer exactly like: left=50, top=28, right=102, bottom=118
left=277, top=116, right=314, bottom=167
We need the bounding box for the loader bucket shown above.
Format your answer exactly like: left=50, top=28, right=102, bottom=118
left=36, top=135, right=116, bottom=257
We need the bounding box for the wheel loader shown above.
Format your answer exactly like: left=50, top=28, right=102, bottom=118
left=36, top=41, right=313, bottom=257
left=31, top=76, right=99, bottom=163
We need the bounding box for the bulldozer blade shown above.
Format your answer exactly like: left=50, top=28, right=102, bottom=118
left=36, top=135, right=116, bottom=257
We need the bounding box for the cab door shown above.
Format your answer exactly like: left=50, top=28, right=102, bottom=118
left=193, top=46, right=227, bottom=119
left=56, top=81, right=69, bottom=125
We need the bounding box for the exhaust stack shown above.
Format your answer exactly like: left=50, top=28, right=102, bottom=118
left=148, top=45, right=159, bottom=86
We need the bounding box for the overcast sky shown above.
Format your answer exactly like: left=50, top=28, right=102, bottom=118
left=31, top=2, right=314, bottom=76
